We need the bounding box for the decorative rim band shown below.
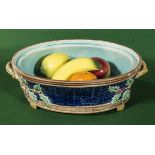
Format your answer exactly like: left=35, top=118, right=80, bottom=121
left=27, top=96, right=129, bottom=114
left=11, top=39, right=142, bottom=87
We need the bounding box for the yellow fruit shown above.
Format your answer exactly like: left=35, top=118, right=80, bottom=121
left=70, top=72, right=97, bottom=81
left=41, top=53, right=69, bottom=78
left=52, top=58, right=98, bottom=80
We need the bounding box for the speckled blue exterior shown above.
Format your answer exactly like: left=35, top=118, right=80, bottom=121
left=12, top=40, right=139, bottom=107
left=24, top=78, right=134, bottom=106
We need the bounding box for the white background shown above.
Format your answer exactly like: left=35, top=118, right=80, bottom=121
left=0, top=0, right=154, bottom=155
left=0, top=0, right=155, bottom=28
left=0, top=126, right=155, bottom=155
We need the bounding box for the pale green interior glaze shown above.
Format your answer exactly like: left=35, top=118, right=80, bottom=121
left=14, top=40, right=140, bottom=77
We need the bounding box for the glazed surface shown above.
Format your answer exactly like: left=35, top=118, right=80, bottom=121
left=21, top=77, right=134, bottom=106
left=13, top=40, right=140, bottom=77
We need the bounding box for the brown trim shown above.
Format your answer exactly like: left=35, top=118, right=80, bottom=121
left=11, top=39, right=142, bottom=87
left=28, top=96, right=129, bottom=114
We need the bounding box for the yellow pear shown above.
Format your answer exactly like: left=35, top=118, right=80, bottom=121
left=41, top=53, right=69, bottom=78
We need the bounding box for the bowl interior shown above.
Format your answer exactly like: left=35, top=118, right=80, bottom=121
left=14, top=40, right=140, bottom=78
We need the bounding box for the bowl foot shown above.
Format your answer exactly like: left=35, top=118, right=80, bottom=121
left=26, top=96, right=129, bottom=114
left=29, top=101, right=38, bottom=109
left=116, top=104, right=125, bottom=112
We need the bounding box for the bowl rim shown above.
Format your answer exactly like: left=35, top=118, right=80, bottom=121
left=11, top=39, right=142, bottom=86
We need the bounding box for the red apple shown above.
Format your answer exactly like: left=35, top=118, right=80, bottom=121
left=91, top=57, right=111, bottom=79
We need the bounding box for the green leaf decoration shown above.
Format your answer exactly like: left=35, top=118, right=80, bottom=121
left=121, top=90, right=130, bottom=100
left=39, top=94, right=51, bottom=105
left=33, top=84, right=42, bottom=92
left=126, top=78, right=134, bottom=87
left=26, top=88, right=38, bottom=101
left=111, top=93, right=121, bottom=104
left=108, top=86, right=121, bottom=93
left=20, top=77, right=28, bottom=85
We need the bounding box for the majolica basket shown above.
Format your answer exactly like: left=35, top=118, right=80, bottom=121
left=6, top=40, right=148, bottom=114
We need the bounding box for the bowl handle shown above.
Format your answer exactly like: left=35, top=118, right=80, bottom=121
left=135, top=60, right=148, bottom=79
left=6, top=61, right=19, bottom=81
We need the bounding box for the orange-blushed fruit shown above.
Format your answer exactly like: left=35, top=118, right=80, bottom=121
left=70, top=72, right=97, bottom=81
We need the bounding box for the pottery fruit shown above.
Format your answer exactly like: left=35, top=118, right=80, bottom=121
left=70, top=72, right=97, bottom=81
left=52, top=58, right=99, bottom=80
left=91, top=57, right=111, bottom=79
left=41, top=53, right=69, bottom=78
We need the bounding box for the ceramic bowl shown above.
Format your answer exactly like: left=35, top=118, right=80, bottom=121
left=6, top=40, right=148, bottom=114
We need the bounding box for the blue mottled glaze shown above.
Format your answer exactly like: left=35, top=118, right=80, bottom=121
left=13, top=40, right=139, bottom=107
left=22, top=78, right=134, bottom=106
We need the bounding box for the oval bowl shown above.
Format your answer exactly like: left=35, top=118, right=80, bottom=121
left=6, top=40, right=148, bottom=114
